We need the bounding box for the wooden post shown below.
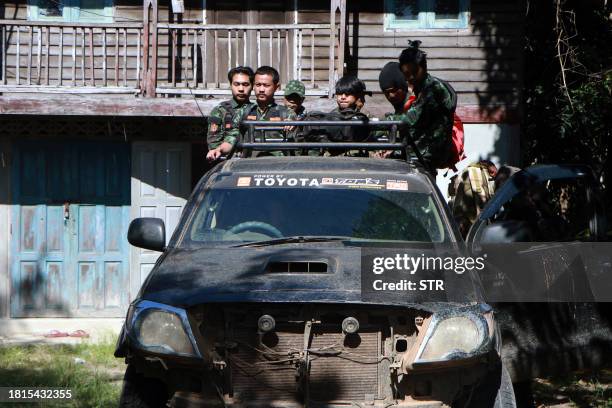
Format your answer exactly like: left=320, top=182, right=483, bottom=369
left=123, top=28, right=127, bottom=87
left=27, top=26, right=32, bottom=85
left=337, top=0, right=346, bottom=77
left=71, top=27, right=76, bottom=86
left=89, top=28, right=94, bottom=86
left=16, top=28, right=20, bottom=85
left=1, top=26, right=6, bottom=85
left=102, top=28, right=107, bottom=86
left=114, top=28, right=119, bottom=86
left=59, top=27, right=63, bottom=86
left=142, top=0, right=158, bottom=96
left=36, top=27, right=42, bottom=85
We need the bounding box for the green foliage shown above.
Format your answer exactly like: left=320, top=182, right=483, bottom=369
left=523, top=1, right=612, bottom=209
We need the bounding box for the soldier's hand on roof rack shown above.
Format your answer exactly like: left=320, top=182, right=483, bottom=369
left=206, top=148, right=223, bottom=161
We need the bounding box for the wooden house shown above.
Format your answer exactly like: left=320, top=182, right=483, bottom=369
left=0, top=0, right=523, bottom=319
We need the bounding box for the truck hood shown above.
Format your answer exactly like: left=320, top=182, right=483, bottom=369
left=139, top=245, right=483, bottom=312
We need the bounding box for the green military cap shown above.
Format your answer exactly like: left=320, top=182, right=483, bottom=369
left=284, top=80, right=306, bottom=98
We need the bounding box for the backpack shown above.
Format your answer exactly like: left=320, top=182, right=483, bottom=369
left=298, top=110, right=370, bottom=143
left=436, top=78, right=466, bottom=170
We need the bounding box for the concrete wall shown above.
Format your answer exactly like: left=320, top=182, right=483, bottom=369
left=435, top=123, right=521, bottom=200
left=0, top=138, right=10, bottom=318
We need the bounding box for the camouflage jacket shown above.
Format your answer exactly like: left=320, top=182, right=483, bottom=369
left=206, top=99, right=254, bottom=149
left=451, top=163, right=496, bottom=237
left=243, top=101, right=297, bottom=142
left=390, top=74, right=456, bottom=168
left=242, top=101, right=297, bottom=156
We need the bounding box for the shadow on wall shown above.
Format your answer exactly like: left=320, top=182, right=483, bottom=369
left=470, top=2, right=523, bottom=119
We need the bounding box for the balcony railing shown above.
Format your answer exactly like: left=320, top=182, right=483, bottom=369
left=0, top=20, right=143, bottom=94
left=0, top=18, right=342, bottom=98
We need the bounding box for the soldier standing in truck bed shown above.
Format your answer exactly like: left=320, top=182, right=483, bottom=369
left=206, top=66, right=255, bottom=161
left=242, top=66, right=296, bottom=156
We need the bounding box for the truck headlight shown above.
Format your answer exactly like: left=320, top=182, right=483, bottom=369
left=415, top=313, right=489, bottom=363
left=129, top=300, right=201, bottom=358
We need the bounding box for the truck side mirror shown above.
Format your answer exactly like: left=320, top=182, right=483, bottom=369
left=128, top=218, right=166, bottom=252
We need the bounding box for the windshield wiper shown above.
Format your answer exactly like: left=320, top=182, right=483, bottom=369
left=232, top=235, right=351, bottom=248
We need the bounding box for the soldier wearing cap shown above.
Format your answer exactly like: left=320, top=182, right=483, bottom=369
left=206, top=66, right=255, bottom=161
left=284, top=80, right=307, bottom=119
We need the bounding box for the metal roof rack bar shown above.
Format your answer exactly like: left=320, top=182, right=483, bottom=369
left=242, top=120, right=404, bottom=127
left=238, top=142, right=405, bottom=151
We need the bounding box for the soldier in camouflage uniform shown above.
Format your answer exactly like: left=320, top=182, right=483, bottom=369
left=206, top=66, right=255, bottom=161
left=451, top=160, right=498, bottom=238
left=283, top=80, right=307, bottom=119
left=392, top=41, right=457, bottom=173
left=242, top=66, right=296, bottom=156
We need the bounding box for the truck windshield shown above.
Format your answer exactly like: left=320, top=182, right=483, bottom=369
left=181, top=186, right=448, bottom=246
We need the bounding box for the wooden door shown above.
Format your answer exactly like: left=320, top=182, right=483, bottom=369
left=130, top=142, right=191, bottom=298
left=10, top=141, right=130, bottom=317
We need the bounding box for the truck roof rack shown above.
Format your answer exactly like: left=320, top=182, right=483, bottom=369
left=239, top=119, right=406, bottom=152
left=237, top=120, right=431, bottom=173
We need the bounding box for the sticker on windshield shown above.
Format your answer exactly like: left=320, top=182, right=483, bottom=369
left=231, top=174, right=410, bottom=190
left=386, top=180, right=408, bottom=191
left=236, top=177, right=252, bottom=187
left=322, top=177, right=383, bottom=189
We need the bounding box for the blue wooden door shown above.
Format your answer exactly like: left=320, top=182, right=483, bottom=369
left=10, top=141, right=130, bottom=317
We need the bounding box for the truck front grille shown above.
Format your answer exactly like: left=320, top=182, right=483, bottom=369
left=229, top=326, right=381, bottom=404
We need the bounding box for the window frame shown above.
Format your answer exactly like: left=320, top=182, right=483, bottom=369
left=384, top=0, right=470, bottom=30
left=28, top=0, right=114, bottom=23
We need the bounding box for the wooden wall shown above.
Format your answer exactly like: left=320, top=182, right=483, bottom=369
left=1, top=0, right=523, bottom=111
left=299, top=0, right=523, bottom=109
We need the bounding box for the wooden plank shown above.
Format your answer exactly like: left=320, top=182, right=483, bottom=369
left=310, top=29, right=314, bottom=87
left=269, top=29, right=273, bottom=66
left=1, top=26, right=6, bottom=84
left=0, top=20, right=143, bottom=29
left=0, top=95, right=339, bottom=117
left=15, top=27, right=21, bottom=85
left=243, top=30, right=247, bottom=66
left=71, top=27, right=76, bottom=86
left=58, top=27, right=63, bottom=85
left=81, top=28, right=86, bottom=86
left=123, top=28, right=128, bottom=87
left=171, top=29, right=177, bottom=86
left=115, top=28, right=120, bottom=86
left=0, top=85, right=139, bottom=94
left=353, top=47, right=518, bottom=60
left=201, top=30, right=206, bottom=87
left=36, top=27, right=42, bottom=85
left=159, top=23, right=330, bottom=29
left=156, top=87, right=329, bottom=96
left=102, top=29, right=107, bottom=86
left=89, top=28, right=95, bottom=86
left=277, top=30, right=281, bottom=71
left=192, top=29, right=197, bottom=87
left=27, top=26, right=32, bottom=85
left=348, top=35, right=520, bottom=48
left=45, top=27, right=51, bottom=85
left=286, top=29, right=290, bottom=80
left=228, top=29, right=232, bottom=71
left=257, top=29, right=261, bottom=67
left=136, top=28, right=141, bottom=88
left=214, top=30, right=218, bottom=87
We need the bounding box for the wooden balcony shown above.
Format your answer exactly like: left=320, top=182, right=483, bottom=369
left=0, top=16, right=342, bottom=102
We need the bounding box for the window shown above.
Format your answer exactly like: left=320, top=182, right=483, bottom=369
left=29, top=0, right=113, bottom=22
left=385, top=0, right=469, bottom=30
